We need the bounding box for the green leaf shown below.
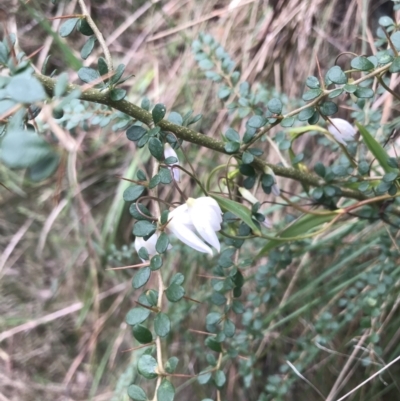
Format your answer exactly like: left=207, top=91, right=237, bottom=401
left=138, top=355, right=158, bottom=379
left=390, top=31, right=400, bottom=50
left=154, top=313, right=171, bottom=337
left=214, top=370, right=226, bottom=388
left=109, top=88, right=126, bottom=101
left=351, top=56, right=375, bottom=71
left=198, top=370, right=212, bottom=385
left=319, top=101, right=338, bottom=116
left=157, top=379, right=175, bottom=401
left=257, top=213, right=336, bottom=257
left=148, top=137, right=164, bottom=160
left=298, top=107, right=315, bottom=121
left=218, top=87, right=231, bottom=99
left=328, top=88, right=343, bottom=99
left=78, top=67, right=100, bottom=83
left=133, top=324, right=153, bottom=344
left=170, top=273, right=184, bottom=286
left=123, top=185, right=145, bottom=202
left=211, top=194, right=261, bottom=235
left=390, top=57, right=400, bottom=73
left=152, top=103, right=166, bottom=124
left=165, top=284, right=185, bottom=302
left=6, top=75, right=46, bottom=103
left=205, top=337, right=222, bottom=352
left=206, top=312, right=221, bottom=326
left=223, top=319, right=236, bottom=337
left=81, top=36, right=96, bottom=59
left=307, top=111, right=319, bottom=125
left=127, top=385, right=147, bottom=401
left=344, top=84, right=357, bottom=93
left=27, top=153, right=60, bottom=182
left=54, top=72, right=69, bottom=97
left=156, top=233, right=169, bottom=253
left=110, top=63, right=126, bottom=85
left=150, top=255, right=163, bottom=271
left=327, top=66, right=347, bottom=84
left=280, top=116, right=295, bottom=127
left=306, top=76, right=320, bottom=89
left=159, top=167, right=172, bottom=184
left=165, top=357, right=179, bottom=374
left=267, top=98, right=283, bottom=114
left=356, top=123, right=397, bottom=173
left=224, top=141, right=240, bottom=153
left=126, top=125, right=147, bottom=142
left=77, top=18, right=94, bottom=36
left=225, top=128, right=240, bottom=143
left=59, top=18, right=79, bottom=37
left=242, top=151, right=254, bottom=164
left=379, top=16, right=394, bottom=27
left=383, top=171, right=398, bottom=182
left=354, top=87, right=374, bottom=98
left=132, top=267, right=151, bottom=289
left=125, top=307, right=151, bottom=326
left=302, top=88, right=322, bottom=101
left=129, top=203, right=152, bottom=220
left=247, top=115, right=266, bottom=128
left=138, top=247, right=149, bottom=261
left=98, top=57, right=108, bottom=77
left=168, top=111, right=183, bottom=125
left=0, top=128, right=52, bottom=169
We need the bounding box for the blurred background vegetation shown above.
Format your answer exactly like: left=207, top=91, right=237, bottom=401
left=1, top=0, right=400, bottom=400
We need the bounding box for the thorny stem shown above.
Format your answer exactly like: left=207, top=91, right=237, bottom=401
left=77, top=0, right=113, bottom=72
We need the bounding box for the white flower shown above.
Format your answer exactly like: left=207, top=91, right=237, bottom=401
left=164, top=144, right=180, bottom=182
left=327, top=118, right=356, bottom=146
left=134, top=233, right=159, bottom=261
left=167, top=196, right=222, bottom=255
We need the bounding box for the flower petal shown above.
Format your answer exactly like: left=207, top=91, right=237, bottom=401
left=135, top=233, right=158, bottom=260
left=164, top=144, right=180, bottom=182
left=328, top=118, right=356, bottom=145
left=190, top=212, right=221, bottom=252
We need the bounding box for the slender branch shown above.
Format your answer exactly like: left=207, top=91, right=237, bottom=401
left=77, top=0, right=113, bottom=72
left=36, top=73, right=367, bottom=201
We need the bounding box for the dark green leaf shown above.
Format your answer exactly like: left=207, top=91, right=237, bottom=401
left=159, top=167, right=172, bottom=184
left=206, top=312, right=221, bottom=326
left=165, top=357, right=179, bottom=374
left=170, top=273, right=184, bottom=286
left=205, top=337, right=222, bottom=352
left=390, top=57, right=400, bottom=73
left=59, top=18, right=79, bottom=37
left=127, top=385, right=147, bottom=401
left=125, top=307, right=151, bottom=326
left=150, top=255, right=163, bottom=271
left=138, top=355, right=158, bottom=379
left=133, top=324, right=153, bottom=344
left=148, top=137, right=164, bottom=160
left=302, top=88, right=322, bottom=101
left=149, top=174, right=161, bottom=189
left=383, top=171, right=398, bottom=182
left=152, top=103, right=166, bottom=124
left=77, top=18, right=94, bottom=35
left=165, top=284, right=185, bottom=302
left=28, top=153, right=60, bottom=182
left=213, top=370, right=226, bottom=388
left=354, top=87, right=374, bottom=98
left=314, top=162, right=326, bottom=177
left=267, top=98, right=283, bottom=114
left=156, top=233, right=169, bottom=254
left=129, top=203, right=152, bottom=220
left=109, top=88, right=126, bottom=101
left=344, top=84, right=357, bottom=93
left=225, top=128, right=240, bottom=143
left=132, top=267, right=151, bottom=289
left=81, top=36, right=96, bottom=59
left=6, top=76, right=46, bottom=103
left=224, top=141, right=240, bottom=153
left=242, top=151, right=254, bottom=164
left=298, top=107, right=315, bottom=121
left=306, top=76, right=320, bottom=89
left=78, top=67, right=100, bottom=83
left=110, top=63, right=125, bottom=85
left=390, top=31, right=400, bottom=50
left=307, top=111, right=319, bottom=125
left=123, top=185, right=145, bottom=202
left=242, top=127, right=256, bottom=143
left=97, top=57, right=108, bottom=77
left=138, top=247, right=149, bottom=261
left=319, top=101, right=338, bottom=116
left=157, top=379, right=175, bottom=401
left=280, top=116, right=295, bottom=127
left=328, top=88, right=344, bottom=99
left=126, top=125, right=147, bottom=142
left=351, top=56, right=375, bottom=71
left=154, top=313, right=171, bottom=337
left=327, top=66, right=347, bottom=84
left=247, top=115, right=266, bottom=128
left=0, top=129, right=52, bottom=168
